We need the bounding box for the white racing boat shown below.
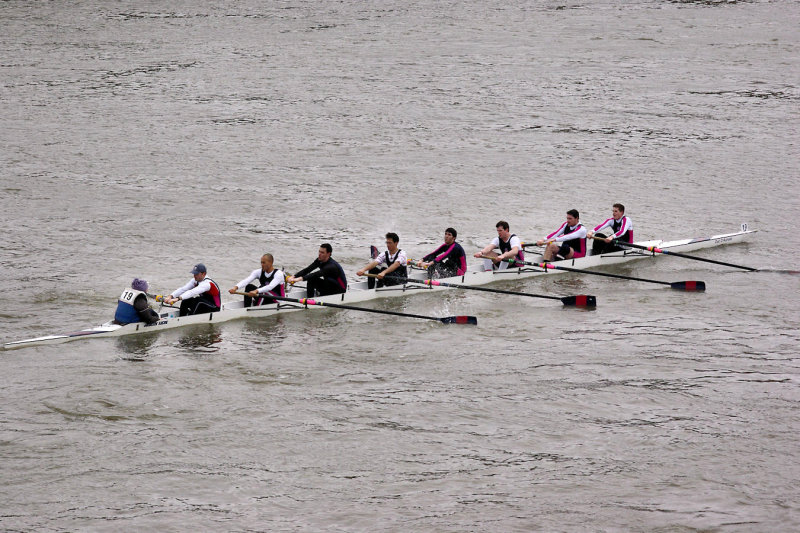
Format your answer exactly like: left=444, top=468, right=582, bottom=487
left=2, top=226, right=755, bottom=350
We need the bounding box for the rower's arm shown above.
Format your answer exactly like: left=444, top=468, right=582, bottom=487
left=180, top=279, right=212, bottom=300
left=357, top=260, right=379, bottom=276
left=474, top=243, right=495, bottom=257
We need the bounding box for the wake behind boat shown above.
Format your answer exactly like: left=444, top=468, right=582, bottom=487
left=2, top=227, right=755, bottom=350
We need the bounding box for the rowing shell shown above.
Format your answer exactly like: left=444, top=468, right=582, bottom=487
left=2, top=227, right=755, bottom=350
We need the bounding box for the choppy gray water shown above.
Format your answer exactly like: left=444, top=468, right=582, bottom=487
left=1, top=1, right=799, bottom=530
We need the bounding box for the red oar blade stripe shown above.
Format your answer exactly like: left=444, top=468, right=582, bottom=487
left=442, top=316, right=478, bottom=325
left=560, top=295, right=597, bottom=307
left=670, top=281, right=706, bottom=291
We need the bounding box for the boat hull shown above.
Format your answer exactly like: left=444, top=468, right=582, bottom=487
left=2, top=228, right=755, bottom=350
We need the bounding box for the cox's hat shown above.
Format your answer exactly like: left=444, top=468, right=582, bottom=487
left=190, top=263, right=207, bottom=275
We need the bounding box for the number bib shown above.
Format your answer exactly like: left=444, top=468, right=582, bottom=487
left=119, top=288, right=146, bottom=303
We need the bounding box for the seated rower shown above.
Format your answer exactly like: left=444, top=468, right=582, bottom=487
left=113, top=278, right=160, bottom=325
left=228, top=253, right=285, bottom=307
left=164, top=263, right=222, bottom=316
left=287, top=243, right=348, bottom=298
left=587, top=203, right=633, bottom=255
left=416, top=227, right=467, bottom=279
left=357, top=232, right=408, bottom=289
left=537, top=209, right=587, bottom=261
left=474, top=220, right=525, bottom=270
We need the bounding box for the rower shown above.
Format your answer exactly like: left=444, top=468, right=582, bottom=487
left=474, top=220, right=525, bottom=271
left=588, top=203, right=633, bottom=255
left=287, top=243, right=348, bottom=298
left=113, top=278, right=160, bottom=325
left=357, top=232, right=408, bottom=288
left=228, top=253, right=285, bottom=307
left=164, top=263, right=222, bottom=316
left=537, top=209, right=587, bottom=261
left=416, top=227, right=467, bottom=278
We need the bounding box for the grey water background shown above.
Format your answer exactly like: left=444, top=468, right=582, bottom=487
left=1, top=0, right=799, bottom=530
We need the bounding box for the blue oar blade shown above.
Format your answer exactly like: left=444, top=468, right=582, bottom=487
left=440, top=316, right=478, bottom=325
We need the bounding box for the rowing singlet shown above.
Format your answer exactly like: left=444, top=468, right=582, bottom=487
left=612, top=217, right=633, bottom=243
left=259, top=270, right=286, bottom=297
left=204, top=278, right=222, bottom=308
left=384, top=249, right=408, bottom=279
left=499, top=234, right=525, bottom=263
left=562, top=224, right=587, bottom=258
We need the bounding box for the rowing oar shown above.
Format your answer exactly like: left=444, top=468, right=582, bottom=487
left=145, top=292, right=180, bottom=308
left=367, top=274, right=596, bottom=307
left=483, top=256, right=706, bottom=291
left=591, top=236, right=757, bottom=272
left=234, top=293, right=477, bottom=325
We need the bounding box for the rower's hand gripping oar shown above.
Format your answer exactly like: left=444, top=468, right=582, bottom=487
left=234, top=293, right=477, bottom=325
left=482, top=256, right=706, bottom=291
left=367, top=274, right=596, bottom=308
left=590, top=235, right=757, bottom=272
left=145, top=292, right=180, bottom=308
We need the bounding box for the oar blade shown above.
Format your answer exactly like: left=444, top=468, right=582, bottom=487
left=560, top=295, right=597, bottom=307
left=440, top=315, right=478, bottom=325
left=670, top=281, right=706, bottom=291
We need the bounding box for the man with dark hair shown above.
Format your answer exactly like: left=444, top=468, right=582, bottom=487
left=357, top=232, right=408, bottom=288
left=229, top=253, right=285, bottom=307
left=417, top=227, right=467, bottom=278
left=537, top=209, right=588, bottom=261
left=588, top=203, right=634, bottom=254
left=474, top=220, right=524, bottom=271
left=287, top=244, right=348, bottom=298
left=165, top=263, right=222, bottom=316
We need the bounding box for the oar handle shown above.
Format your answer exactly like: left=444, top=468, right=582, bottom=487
left=145, top=293, right=181, bottom=309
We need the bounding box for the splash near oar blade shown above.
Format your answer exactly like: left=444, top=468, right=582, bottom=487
left=670, top=281, right=706, bottom=291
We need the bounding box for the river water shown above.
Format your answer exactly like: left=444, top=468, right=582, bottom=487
left=1, top=1, right=799, bottom=531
